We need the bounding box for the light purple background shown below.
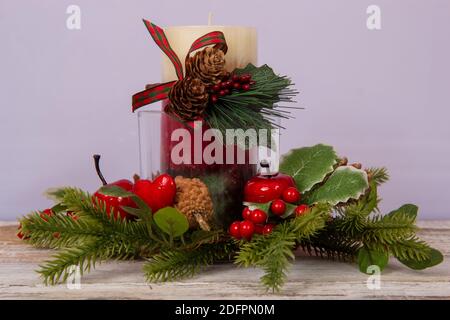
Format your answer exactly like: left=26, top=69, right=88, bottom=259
left=1, top=0, right=449, bottom=220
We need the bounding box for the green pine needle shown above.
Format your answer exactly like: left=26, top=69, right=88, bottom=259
left=367, top=167, right=389, bottom=186
left=235, top=204, right=330, bottom=292
left=143, top=242, right=234, bottom=282
left=204, top=64, right=299, bottom=143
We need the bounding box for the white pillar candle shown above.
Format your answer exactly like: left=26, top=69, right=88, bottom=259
left=162, top=26, right=257, bottom=82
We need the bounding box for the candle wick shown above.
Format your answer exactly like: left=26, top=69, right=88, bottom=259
left=208, top=12, right=213, bottom=26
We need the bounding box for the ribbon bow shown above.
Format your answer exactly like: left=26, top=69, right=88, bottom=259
left=132, top=20, right=228, bottom=112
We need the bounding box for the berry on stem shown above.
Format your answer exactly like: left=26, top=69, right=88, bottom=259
left=295, top=204, right=310, bottom=216
left=282, top=187, right=301, bottom=203
left=212, top=84, right=220, bottom=92
left=270, top=199, right=286, bottom=216
left=229, top=221, right=241, bottom=239
left=262, top=224, right=274, bottom=235
left=239, top=74, right=251, bottom=83
left=242, top=83, right=251, bottom=91
left=242, top=207, right=252, bottom=220
left=210, top=94, right=218, bottom=104
left=250, top=209, right=267, bottom=224
left=239, top=220, right=255, bottom=240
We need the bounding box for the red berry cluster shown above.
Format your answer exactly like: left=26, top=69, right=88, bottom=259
left=229, top=186, right=311, bottom=241
left=270, top=187, right=309, bottom=217
left=229, top=207, right=274, bottom=240
left=209, top=73, right=254, bottom=104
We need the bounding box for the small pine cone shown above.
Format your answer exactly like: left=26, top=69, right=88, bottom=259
left=185, top=47, right=226, bottom=85
left=174, top=176, right=214, bottom=231
left=168, top=77, right=209, bottom=120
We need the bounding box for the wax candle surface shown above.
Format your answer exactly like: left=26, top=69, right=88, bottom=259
left=158, top=25, right=258, bottom=228
left=162, top=26, right=257, bottom=82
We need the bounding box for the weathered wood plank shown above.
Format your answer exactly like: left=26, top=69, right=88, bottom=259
left=1, top=221, right=449, bottom=299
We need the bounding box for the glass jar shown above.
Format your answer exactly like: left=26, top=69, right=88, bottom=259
left=138, top=105, right=259, bottom=228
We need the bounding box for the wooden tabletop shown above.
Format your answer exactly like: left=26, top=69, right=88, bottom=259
left=0, top=220, right=449, bottom=300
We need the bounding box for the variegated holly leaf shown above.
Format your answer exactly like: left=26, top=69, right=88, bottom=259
left=279, top=144, right=337, bottom=192
left=303, top=166, right=369, bottom=206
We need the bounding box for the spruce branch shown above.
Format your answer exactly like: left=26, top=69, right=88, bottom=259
left=382, top=237, right=432, bottom=261
left=362, top=211, right=417, bottom=245
left=235, top=204, right=330, bottom=292
left=20, top=212, right=102, bottom=249
left=299, top=222, right=360, bottom=261
left=38, top=235, right=140, bottom=285
left=366, top=167, right=389, bottom=186
left=143, top=242, right=234, bottom=282
left=204, top=64, right=299, bottom=141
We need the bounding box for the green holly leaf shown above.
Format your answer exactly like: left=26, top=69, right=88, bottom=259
left=120, top=206, right=147, bottom=218
left=153, top=207, right=189, bottom=238
left=397, top=248, right=443, bottom=270
left=304, top=166, right=369, bottom=206
left=387, top=204, right=418, bottom=222
left=357, top=246, right=389, bottom=273
left=279, top=144, right=337, bottom=193
left=97, top=185, right=134, bottom=198
left=244, top=202, right=271, bottom=213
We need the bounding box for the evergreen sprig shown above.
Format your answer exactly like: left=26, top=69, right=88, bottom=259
left=20, top=187, right=157, bottom=284
left=300, top=169, right=442, bottom=271
left=204, top=64, right=299, bottom=140
left=17, top=159, right=443, bottom=291
left=143, top=242, right=234, bottom=282
left=235, top=204, right=331, bottom=292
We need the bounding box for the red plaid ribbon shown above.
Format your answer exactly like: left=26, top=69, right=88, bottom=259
left=132, top=20, right=228, bottom=112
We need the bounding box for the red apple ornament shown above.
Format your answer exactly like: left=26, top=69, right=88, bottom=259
left=244, top=173, right=295, bottom=203
left=133, top=173, right=176, bottom=214
left=92, top=155, right=135, bottom=220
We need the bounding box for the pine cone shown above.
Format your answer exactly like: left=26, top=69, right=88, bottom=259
left=185, top=47, right=226, bottom=85
left=174, top=176, right=214, bottom=231
left=167, top=77, right=209, bottom=121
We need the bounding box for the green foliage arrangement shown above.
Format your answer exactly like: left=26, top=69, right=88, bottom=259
left=205, top=64, right=298, bottom=135
left=18, top=144, right=443, bottom=292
